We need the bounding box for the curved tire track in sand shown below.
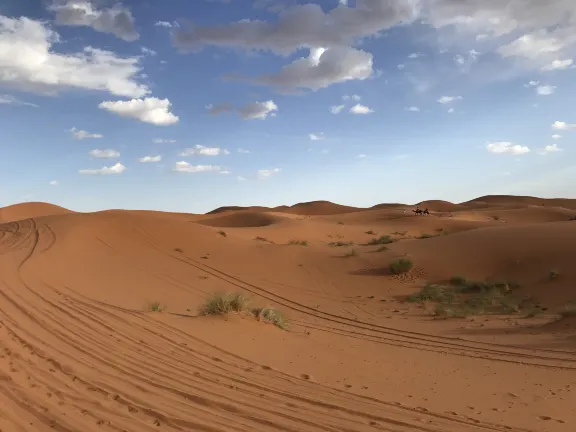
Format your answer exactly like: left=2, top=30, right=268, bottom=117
left=0, top=219, right=538, bottom=431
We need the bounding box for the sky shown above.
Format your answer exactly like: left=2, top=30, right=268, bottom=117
left=1, top=0, right=575, bottom=213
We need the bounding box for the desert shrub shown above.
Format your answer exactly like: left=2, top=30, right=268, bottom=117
left=365, top=230, right=375, bottom=235
left=147, top=301, right=165, bottom=312
left=337, top=221, right=344, bottom=225
left=289, top=240, right=309, bottom=246
left=549, top=269, right=560, bottom=280
left=389, top=258, right=413, bottom=274
left=251, top=307, right=288, bottom=329
left=417, top=233, right=437, bottom=239
left=173, top=247, right=183, bottom=253
left=434, top=304, right=470, bottom=318
left=218, top=230, right=227, bottom=237
left=450, top=275, right=467, bottom=286
left=329, top=241, right=353, bottom=247
left=407, top=284, right=454, bottom=303
left=199, top=292, right=249, bottom=315
left=368, top=235, right=393, bottom=245
left=375, top=246, right=388, bottom=252
left=560, top=304, right=576, bottom=318
left=344, top=249, right=357, bottom=257
left=254, top=236, right=268, bottom=241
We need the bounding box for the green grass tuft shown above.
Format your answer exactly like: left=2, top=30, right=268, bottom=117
left=407, top=284, right=454, bottom=303
left=199, top=292, right=249, bottom=316
left=329, top=241, right=353, bottom=247
left=147, top=301, right=166, bottom=312
left=217, top=230, right=227, bottom=237
left=368, top=235, right=393, bottom=245
left=375, top=245, right=388, bottom=252
left=289, top=240, right=309, bottom=246
left=389, top=258, right=413, bottom=275
left=251, top=306, right=288, bottom=329
left=343, top=249, right=357, bottom=257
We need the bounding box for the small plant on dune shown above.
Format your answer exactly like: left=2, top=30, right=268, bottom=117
left=417, top=233, right=438, bottom=239
left=218, top=230, right=227, bottom=237
left=337, top=221, right=344, bottom=225
left=549, top=269, right=561, bottom=280
left=199, top=292, right=249, bottom=316
left=329, top=241, right=353, bottom=247
left=344, top=249, right=357, bottom=258
left=492, top=215, right=501, bottom=221
left=251, top=306, right=288, bottom=329
left=434, top=304, right=470, bottom=319
left=173, top=247, right=183, bottom=253
left=147, top=301, right=166, bottom=312
left=375, top=245, right=389, bottom=252
left=368, top=235, right=393, bottom=246
left=254, top=236, right=268, bottom=242
left=407, top=284, right=454, bottom=304
left=289, top=240, right=309, bottom=246
left=389, top=258, right=413, bottom=275
left=365, top=230, right=375, bottom=235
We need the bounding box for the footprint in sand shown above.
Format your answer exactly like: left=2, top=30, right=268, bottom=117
left=300, top=373, right=313, bottom=380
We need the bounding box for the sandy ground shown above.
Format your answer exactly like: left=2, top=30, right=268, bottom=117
left=1, top=197, right=575, bottom=431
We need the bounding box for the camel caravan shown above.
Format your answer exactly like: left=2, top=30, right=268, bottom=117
left=412, top=207, right=430, bottom=216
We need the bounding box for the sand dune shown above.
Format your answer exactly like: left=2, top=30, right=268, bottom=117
left=0, top=195, right=575, bottom=431
left=0, top=201, right=72, bottom=222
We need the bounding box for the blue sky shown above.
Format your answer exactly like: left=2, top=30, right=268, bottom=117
left=1, top=0, right=575, bottom=213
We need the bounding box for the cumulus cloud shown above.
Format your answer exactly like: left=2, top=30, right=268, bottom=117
left=238, top=100, right=278, bottom=120
left=540, top=144, right=562, bottom=155
left=552, top=121, right=576, bottom=130
left=155, top=21, right=175, bottom=28
left=68, top=127, right=103, bottom=139
left=257, top=168, right=281, bottom=179
left=0, top=16, right=148, bottom=97
left=552, top=134, right=563, bottom=139
left=542, top=59, right=574, bottom=71
left=173, top=2, right=419, bottom=55
left=88, top=149, right=120, bottom=159
left=536, top=84, right=556, bottom=95
left=99, top=97, right=179, bottom=125
left=172, top=162, right=222, bottom=173
left=49, top=180, right=59, bottom=186
left=49, top=0, right=139, bottom=41
left=179, top=145, right=229, bottom=156
left=438, top=95, right=462, bottom=104
left=256, top=46, right=373, bottom=91
left=309, top=133, right=325, bottom=141
left=349, top=103, right=374, bottom=114
left=405, top=106, right=420, bottom=112
left=524, top=80, right=540, bottom=87
left=79, top=162, right=126, bottom=175
left=138, top=155, right=162, bottom=163
left=486, top=141, right=531, bottom=155
left=153, top=138, right=176, bottom=143
left=237, top=148, right=250, bottom=154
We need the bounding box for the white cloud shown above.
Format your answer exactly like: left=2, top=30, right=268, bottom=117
left=179, top=145, right=229, bottom=156
left=99, top=97, right=179, bottom=125
left=220, top=170, right=231, bottom=174
left=49, top=180, right=59, bottom=186
left=0, top=94, right=38, bottom=107
left=405, top=106, right=420, bottom=112
left=447, top=107, right=455, bottom=114
left=141, top=46, right=157, bottom=56
left=349, top=103, right=374, bottom=114
left=256, top=46, right=373, bottom=91
left=486, top=141, right=531, bottom=155
left=397, top=64, right=406, bottom=70
left=68, top=127, right=103, bottom=139
left=237, top=176, right=247, bottom=182
left=206, top=103, right=234, bottom=115
left=438, top=95, right=463, bottom=104
left=408, top=52, right=423, bottom=59
left=540, top=144, right=562, bottom=155
left=237, top=148, right=250, bottom=154
left=309, top=133, right=325, bottom=141
left=0, top=16, right=148, bottom=98
left=155, top=21, right=172, bottom=28
left=89, top=149, right=120, bottom=159
left=524, top=80, right=540, bottom=87
left=536, top=84, right=556, bottom=95
left=542, top=59, right=574, bottom=71
left=79, top=162, right=126, bottom=175
left=552, top=134, right=563, bottom=139
left=138, top=155, right=162, bottom=163
left=257, top=168, right=281, bottom=179
left=153, top=138, right=176, bottom=144
left=552, top=121, right=576, bottom=130
left=172, top=162, right=222, bottom=173
left=238, top=100, right=278, bottom=120
left=330, top=104, right=345, bottom=114
left=49, top=0, right=139, bottom=41
left=356, top=154, right=367, bottom=158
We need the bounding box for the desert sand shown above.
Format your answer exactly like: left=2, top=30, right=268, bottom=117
left=0, top=196, right=575, bottom=431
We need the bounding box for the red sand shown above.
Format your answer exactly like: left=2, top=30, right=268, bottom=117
left=0, top=195, right=575, bottom=431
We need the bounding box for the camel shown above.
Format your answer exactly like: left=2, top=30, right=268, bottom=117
left=422, top=208, right=430, bottom=216
left=412, top=208, right=423, bottom=215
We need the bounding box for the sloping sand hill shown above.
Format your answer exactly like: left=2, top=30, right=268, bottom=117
left=0, top=201, right=72, bottom=222
left=0, top=196, right=575, bottom=432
